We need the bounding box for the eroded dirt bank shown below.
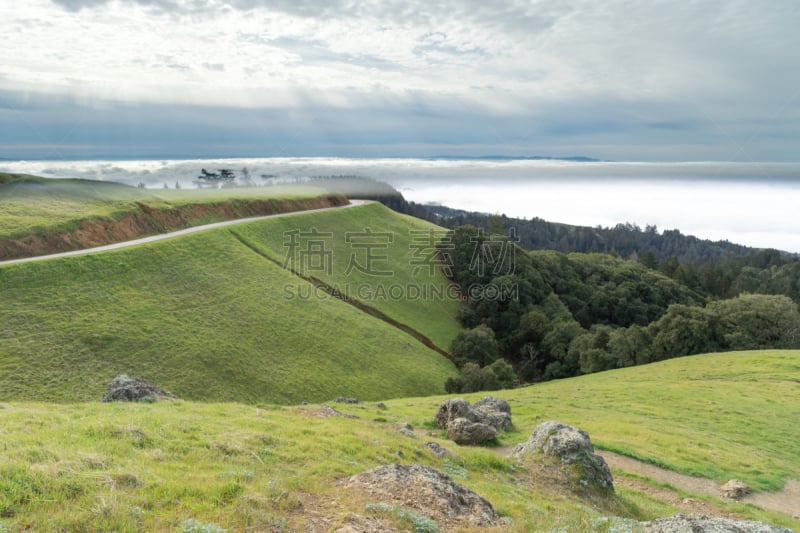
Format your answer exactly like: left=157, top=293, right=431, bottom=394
left=0, top=194, right=347, bottom=260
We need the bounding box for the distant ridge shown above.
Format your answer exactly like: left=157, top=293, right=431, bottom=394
left=427, top=155, right=604, bottom=162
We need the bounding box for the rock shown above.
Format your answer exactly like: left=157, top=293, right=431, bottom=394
left=512, top=421, right=614, bottom=492
left=101, top=375, right=176, bottom=402
left=638, top=513, right=793, bottom=532
left=345, top=463, right=500, bottom=528
left=473, top=396, right=513, bottom=431
left=374, top=402, right=388, bottom=410
left=434, top=396, right=513, bottom=439
left=435, top=398, right=482, bottom=428
left=316, top=404, right=359, bottom=419
left=396, top=422, right=417, bottom=439
left=512, top=421, right=590, bottom=457
left=719, top=479, right=751, bottom=500
left=473, top=395, right=511, bottom=415
left=446, top=417, right=498, bottom=445
left=424, top=442, right=456, bottom=458
left=334, top=397, right=359, bottom=404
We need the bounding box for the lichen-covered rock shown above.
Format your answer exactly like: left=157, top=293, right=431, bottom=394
left=101, top=375, right=176, bottom=402
left=446, top=417, right=498, bottom=445
left=719, top=479, right=751, bottom=500
left=424, top=442, right=456, bottom=458
left=345, top=463, right=500, bottom=528
left=435, top=396, right=513, bottom=439
left=638, top=513, right=793, bottom=532
left=512, top=420, right=614, bottom=492
left=473, top=396, right=513, bottom=431
left=434, top=398, right=481, bottom=428
left=473, top=396, right=511, bottom=415
left=396, top=422, right=417, bottom=439
left=512, top=421, right=593, bottom=458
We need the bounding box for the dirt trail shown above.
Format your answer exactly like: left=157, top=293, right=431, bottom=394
left=597, top=451, right=800, bottom=517
left=491, top=446, right=798, bottom=518
left=0, top=199, right=367, bottom=266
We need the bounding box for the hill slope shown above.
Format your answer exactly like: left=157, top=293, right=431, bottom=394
left=0, top=203, right=460, bottom=403
left=0, top=350, right=796, bottom=532
left=0, top=173, right=344, bottom=260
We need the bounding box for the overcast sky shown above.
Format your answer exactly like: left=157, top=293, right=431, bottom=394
left=1, top=0, right=798, bottom=160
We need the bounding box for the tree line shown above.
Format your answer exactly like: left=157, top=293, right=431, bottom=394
left=442, top=226, right=800, bottom=392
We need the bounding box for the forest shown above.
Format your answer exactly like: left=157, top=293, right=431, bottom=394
left=442, top=225, right=800, bottom=390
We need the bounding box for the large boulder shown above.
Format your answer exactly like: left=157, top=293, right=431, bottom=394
left=101, top=375, right=177, bottom=402
left=638, top=513, right=793, bottom=532
left=512, top=421, right=614, bottom=493
left=345, top=463, right=500, bottom=529
left=512, top=421, right=593, bottom=458
left=434, top=398, right=482, bottom=428
left=473, top=395, right=511, bottom=415
left=446, top=417, right=498, bottom=445
left=434, top=396, right=513, bottom=444
left=473, top=396, right=513, bottom=431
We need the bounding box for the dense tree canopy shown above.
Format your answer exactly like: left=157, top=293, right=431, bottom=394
left=441, top=225, right=800, bottom=386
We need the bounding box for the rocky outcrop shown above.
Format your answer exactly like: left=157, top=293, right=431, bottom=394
left=435, top=398, right=481, bottom=427
left=473, top=396, right=514, bottom=431
left=719, top=479, right=751, bottom=500
left=638, top=513, right=793, bottom=532
left=345, top=463, right=500, bottom=529
left=101, top=375, right=176, bottom=402
left=446, top=418, right=498, bottom=445
left=512, top=421, right=614, bottom=493
left=434, top=396, right=512, bottom=445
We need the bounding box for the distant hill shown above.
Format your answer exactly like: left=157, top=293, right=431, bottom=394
left=424, top=204, right=756, bottom=261
left=427, top=155, right=604, bottom=162
left=0, top=202, right=460, bottom=403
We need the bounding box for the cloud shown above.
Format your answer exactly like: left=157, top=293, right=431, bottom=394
left=0, top=0, right=794, bottom=160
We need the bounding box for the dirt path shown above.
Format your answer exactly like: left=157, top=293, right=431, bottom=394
left=0, top=199, right=369, bottom=266
left=597, top=450, right=799, bottom=518
left=492, top=446, right=798, bottom=518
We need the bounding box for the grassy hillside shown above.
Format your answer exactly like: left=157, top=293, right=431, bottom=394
left=230, top=202, right=462, bottom=349
left=0, top=351, right=797, bottom=532
left=390, top=350, right=800, bottom=493
left=0, top=204, right=460, bottom=403
left=0, top=173, right=326, bottom=240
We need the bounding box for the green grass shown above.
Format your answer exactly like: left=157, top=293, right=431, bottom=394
left=385, top=350, right=800, bottom=494
left=230, top=202, right=462, bottom=350
left=0, top=351, right=798, bottom=531
left=0, top=173, right=325, bottom=240
left=0, top=402, right=678, bottom=532
left=0, top=204, right=459, bottom=403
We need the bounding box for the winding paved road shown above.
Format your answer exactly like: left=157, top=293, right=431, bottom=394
left=0, top=199, right=369, bottom=267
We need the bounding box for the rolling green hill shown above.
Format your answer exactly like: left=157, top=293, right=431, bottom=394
left=0, top=350, right=797, bottom=532
left=394, top=349, right=800, bottom=493
left=229, top=202, right=462, bottom=350
left=0, top=173, right=327, bottom=241
left=0, top=203, right=461, bottom=403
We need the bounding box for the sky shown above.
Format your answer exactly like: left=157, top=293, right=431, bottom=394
left=1, top=0, right=799, bottom=160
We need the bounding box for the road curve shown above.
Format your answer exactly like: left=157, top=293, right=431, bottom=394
left=0, top=199, right=371, bottom=267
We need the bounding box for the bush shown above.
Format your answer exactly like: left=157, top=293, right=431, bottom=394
left=450, top=325, right=499, bottom=368
left=444, top=360, right=517, bottom=393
